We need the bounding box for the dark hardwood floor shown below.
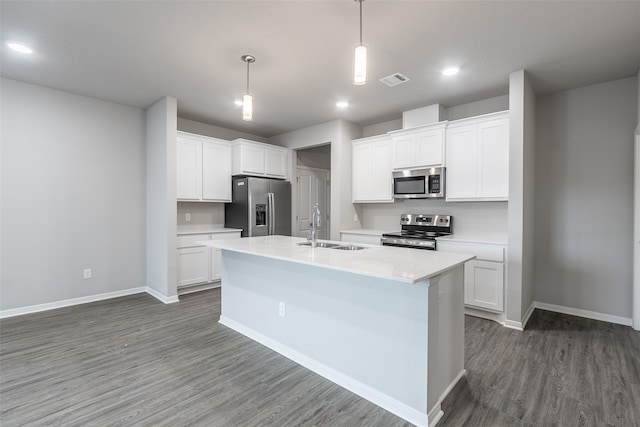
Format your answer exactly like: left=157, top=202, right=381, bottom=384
left=1, top=289, right=639, bottom=426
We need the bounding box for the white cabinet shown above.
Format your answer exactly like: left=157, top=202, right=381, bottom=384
left=177, top=132, right=232, bottom=202
left=352, top=135, right=393, bottom=203
left=177, top=231, right=241, bottom=291
left=389, top=122, right=446, bottom=170
left=464, top=260, right=504, bottom=312
left=445, top=111, right=509, bottom=201
left=437, top=240, right=506, bottom=312
left=177, top=234, right=212, bottom=288
left=232, top=139, right=289, bottom=179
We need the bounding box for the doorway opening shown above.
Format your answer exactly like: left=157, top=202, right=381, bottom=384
left=294, top=144, right=331, bottom=240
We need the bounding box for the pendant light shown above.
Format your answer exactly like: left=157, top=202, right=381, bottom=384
left=353, top=0, right=367, bottom=85
left=241, top=55, right=255, bottom=121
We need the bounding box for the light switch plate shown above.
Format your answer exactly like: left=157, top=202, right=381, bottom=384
left=83, top=269, right=92, bottom=279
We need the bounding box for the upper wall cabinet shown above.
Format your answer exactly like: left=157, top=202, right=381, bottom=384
left=232, top=139, right=289, bottom=179
left=177, top=132, right=232, bottom=202
left=389, top=122, right=447, bottom=170
left=445, top=111, right=509, bottom=201
left=352, top=135, right=393, bottom=203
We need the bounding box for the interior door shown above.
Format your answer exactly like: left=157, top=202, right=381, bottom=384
left=296, top=167, right=330, bottom=239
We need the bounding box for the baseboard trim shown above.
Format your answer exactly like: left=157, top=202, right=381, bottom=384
left=145, top=287, right=180, bottom=304
left=534, top=301, right=632, bottom=327
left=521, top=301, right=536, bottom=329
left=0, top=287, right=147, bottom=319
left=219, top=315, right=430, bottom=427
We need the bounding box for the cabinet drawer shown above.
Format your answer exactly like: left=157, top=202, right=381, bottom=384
left=437, top=242, right=504, bottom=262
left=177, top=234, right=212, bottom=248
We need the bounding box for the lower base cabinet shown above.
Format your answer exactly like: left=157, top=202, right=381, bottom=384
left=178, top=246, right=211, bottom=287
left=177, top=231, right=241, bottom=292
left=464, top=259, right=504, bottom=312
left=437, top=240, right=506, bottom=313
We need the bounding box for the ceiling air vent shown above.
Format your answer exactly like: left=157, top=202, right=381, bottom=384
left=379, top=72, right=410, bottom=87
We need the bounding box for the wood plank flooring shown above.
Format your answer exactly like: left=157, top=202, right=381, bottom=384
left=1, top=289, right=639, bottom=426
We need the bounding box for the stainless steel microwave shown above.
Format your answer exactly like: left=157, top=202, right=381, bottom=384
left=392, top=167, right=445, bottom=199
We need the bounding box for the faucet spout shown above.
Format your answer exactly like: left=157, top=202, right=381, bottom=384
left=308, top=203, right=321, bottom=248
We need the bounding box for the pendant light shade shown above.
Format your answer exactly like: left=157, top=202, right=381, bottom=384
left=242, top=93, right=253, bottom=121
left=241, top=55, right=255, bottom=121
left=353, top=45, right=367, bottom=85
left=353, top=0, right=366, bottom=85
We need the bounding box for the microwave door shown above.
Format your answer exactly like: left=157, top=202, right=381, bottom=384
left=394, top=176, right=426, bottom=198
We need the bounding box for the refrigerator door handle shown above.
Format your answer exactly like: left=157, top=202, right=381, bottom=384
left=267, top=192, right=275, bottom=235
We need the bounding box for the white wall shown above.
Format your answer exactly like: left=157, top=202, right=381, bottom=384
left=363, top=118, right=402, bottom=137
left=635, top=69, right=640, bottom=330
left=504, top=70, right=536, bottom=328
left=177, top=202, right=225, bottom=233
left=146, top=97, right=178, bottom=301
left=446, top=95, right=509, bottom=121
left=177, top=117, right=267, bottom=143
left=535, top=76, right=637, bottom=319
left=296, top=144, right=331, bottom=170
left=359, top=200, right=508, bottom=237
left=269, top=119, right=363, bottom=240
left=0, top=78, right=146, bottom=311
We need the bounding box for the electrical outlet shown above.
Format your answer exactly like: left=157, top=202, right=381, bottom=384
left=186, top=213, right=191, bottom=222
left=278, top=301, right=286, bottom=317
left=83, top=269, right=92, bottom=279
left=353, top=213, right=358, bottom=222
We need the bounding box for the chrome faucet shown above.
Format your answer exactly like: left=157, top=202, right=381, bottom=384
left=308, top=203, right=321, bottom=248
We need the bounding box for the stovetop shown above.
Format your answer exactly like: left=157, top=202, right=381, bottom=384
left=382, top=214, right=453, bottom=240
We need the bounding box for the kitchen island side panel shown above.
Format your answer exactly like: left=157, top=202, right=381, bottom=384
left=219, top=250, right=430, bottom=417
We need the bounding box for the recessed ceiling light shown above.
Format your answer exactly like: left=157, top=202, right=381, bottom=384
left=336, top=101, right=349, bottom=108
left=6, top=42, right=33, bottom=54
left=442, top=67, right=459, bottom=76
left=234, top=99, right=243, bottom=106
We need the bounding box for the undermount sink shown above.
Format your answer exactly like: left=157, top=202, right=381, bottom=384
left=332, top=244, right=367, bottom=251
left=296, top=241, right=367, bottom=251
left=297, top=241, right=342, bottom=248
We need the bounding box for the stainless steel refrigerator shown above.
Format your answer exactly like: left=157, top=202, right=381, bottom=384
left=224, top=176, right=292, bottom=237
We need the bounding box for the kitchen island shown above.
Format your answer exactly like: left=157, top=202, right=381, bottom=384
left=198, top=235, right=474, bottom=427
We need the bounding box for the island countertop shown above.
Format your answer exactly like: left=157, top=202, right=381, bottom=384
left=198, top=235, right=474, bottom=284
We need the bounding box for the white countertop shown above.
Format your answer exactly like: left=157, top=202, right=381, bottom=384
left=198, top=235, right=474, bottom=284
left=339, top=229, right=390, bottom=236
left=177, top=228, right=242, bottom=236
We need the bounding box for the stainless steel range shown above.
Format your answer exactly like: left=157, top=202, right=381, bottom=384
left=381, top=214, right=452, bottom=250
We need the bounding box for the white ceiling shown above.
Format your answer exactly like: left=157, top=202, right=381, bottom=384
left=2, top=1, right=639, bottom=137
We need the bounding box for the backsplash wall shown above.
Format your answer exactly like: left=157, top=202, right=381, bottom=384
left=358, top=200, right=508, bottom=238
left=177, top=202, right=225, bottom=232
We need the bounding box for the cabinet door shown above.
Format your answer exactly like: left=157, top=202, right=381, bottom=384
left=477, top=119, right=509, bottom=199
left=352, top=143, right=374, bottom=201
left=240, top=144, right=265, bottom=175
left=392, top=135, right=416, bottom=169
left=265, top=149, right=287, bottom=178
left=177, top=137, right=203, bottom=200
left=445, top=125, right=478, bottom=200
left=372, top=141, right=392, bottom=200
left=415, top=129, right=444, bottom=167
left=177, top=247, right=210, bottom=287
left=464, top=260, right=504, bottom=312
left=202, top=141, right=232, bottom=201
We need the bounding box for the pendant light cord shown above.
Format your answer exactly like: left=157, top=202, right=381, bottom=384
left=246, top=60, right=250, bottom=94
left=359, top=0, right=363, bottom=45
